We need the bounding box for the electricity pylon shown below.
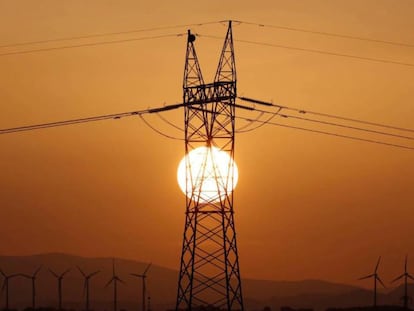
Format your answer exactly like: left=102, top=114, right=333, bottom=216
left=176, top=21, right=244, bottom=311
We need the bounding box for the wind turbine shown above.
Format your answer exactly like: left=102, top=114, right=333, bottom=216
left=130, top=263, right=152, bottom=311
left=105, top=259, right=125, bottom=311
left=391, top=255, right=414, bottom=309
left=359, top=256, right=386, bottom=307
left=77, top=266, right=100, bottom=311
left=49, top=267, right=71, bottom=311
left=20, top=265, right=42, bottom=309
left=0, top=269, right=20, bottom=310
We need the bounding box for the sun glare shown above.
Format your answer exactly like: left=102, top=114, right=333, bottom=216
left=177, top=146, right=239, bottom=203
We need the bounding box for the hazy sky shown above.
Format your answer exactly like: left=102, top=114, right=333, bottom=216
left=0, top=0, right=413, bottom=287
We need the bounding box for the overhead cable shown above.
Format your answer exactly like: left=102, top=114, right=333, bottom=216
left=198, top=34, right=414, bottom=68
left=236, top=108, right=282, bottom=133
left=235, top=114, right=414, bottom=150
left=0, top=33, right=185, bottom=57
left=0, top=20, right=224, bottom=49
left=239, top=97, right=414, bottom=133
left=234, top=20, right=414, bottom=48
left=1, top=100, right=413, bottom=150
left=139, top=114, right=183, bottom=140
left=252, top=108, right=414, bottom=140
left=0, top=103, right=185, bottom=134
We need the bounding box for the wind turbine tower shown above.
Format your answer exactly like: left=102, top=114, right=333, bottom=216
left=147, top=296, right=151, bottom=311
left=359, top=256, right=386, bottom=307
left=49, top=268, right=71, bottom=311
left=176, top=21, right=244, bottom=311
left=105, top=259, right=125, bottom=311
left=77, top=266, right=100, bottom=311
left=130, top=263, right=152, bottom=311
left=392, top=255, right=414, bottom=309
left=21, top=266, right=42, bottom=309
left=0, top=269, right=20, bottom=310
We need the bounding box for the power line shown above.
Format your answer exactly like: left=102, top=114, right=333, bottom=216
left=2, top=19, right=412, bottom=65
left=278, top=112, right=414, bottom=140
left=0, top=111, right=145, bottom=134
left=199, top=34, right=414, bottom=68
left=234, top=20, right=414, bottom=48
left=239, top=97, right=414, bottom=133
left=185, top=106, right=414, bottom=150
left=3, top=19, right=411, bottom=51
left=0, top=33, right=185, bottom=57
left=0, top=103, right=185, bottom=134
left=0, top=20, right=224, bottom=49
left=156, top=113, right=184, bottom=132
left=2, top=101, right=413, bottom=150
left=240, top=102, right=414, bottom=140
left=235, top=114, right=414, bottom=150
left=2, top=21, right=412, bottom=68
left=254, top=109, right=414, bottom=140
left=236, top=111, right=265, bottom=132
left=236, top=108, right=282, bottom=133
left=139, top=114, right=183, bottom=140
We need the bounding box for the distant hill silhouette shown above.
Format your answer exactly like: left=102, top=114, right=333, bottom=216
left=0, top=253, right=411, bottom=311
left=268, top=283, right=414, bottom=311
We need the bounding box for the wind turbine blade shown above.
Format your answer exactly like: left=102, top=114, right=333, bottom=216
left=0, top=269, right=5, bottom=277
left=61, top=268, right=71, bottom=277
left=9, top=274, right=20, bottom=278
left=375, top=256, right=382, bottom=273
left=130, top=273, right=143, bottom=278
left=77, top=266, right=86, bottom=277
left=406, top=255, right=408, bottom=274
left=89, top=270, right=100, bottom=278
left=407, top=274, right=414, bottom=281
left=143, top=263, right=152, bottom=276
left=34, top=265, right=42, bottom=276
left=118, top=278, right=126, bottom=285
left=377, top=276, right=386, bottom=288
left=391, top=274, right=405, bottom=283
left=49, top=269, right=58, bottom=278
left=104, top=278, right=114, bottom=288
left=20, top=273, right=31, bottom=279
left=358, top=274, right=375, bottom=280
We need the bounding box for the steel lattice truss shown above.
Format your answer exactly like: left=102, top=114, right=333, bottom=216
left=176, top=22, right=244, bottom=311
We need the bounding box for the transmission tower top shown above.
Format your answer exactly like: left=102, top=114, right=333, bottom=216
left=187, top=30, right=196, bottom=43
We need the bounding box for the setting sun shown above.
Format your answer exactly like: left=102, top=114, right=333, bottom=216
left=177, top=146, right=239, bottom=203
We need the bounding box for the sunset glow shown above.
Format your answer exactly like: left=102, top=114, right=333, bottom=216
left=177, top=146, right=238, bottom=203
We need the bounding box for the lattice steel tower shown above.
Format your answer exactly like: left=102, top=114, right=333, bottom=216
left=176, top=21, right=244, bottom=311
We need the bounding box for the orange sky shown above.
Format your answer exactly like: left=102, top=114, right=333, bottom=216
left=0, top=0, right=413, bottom=288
